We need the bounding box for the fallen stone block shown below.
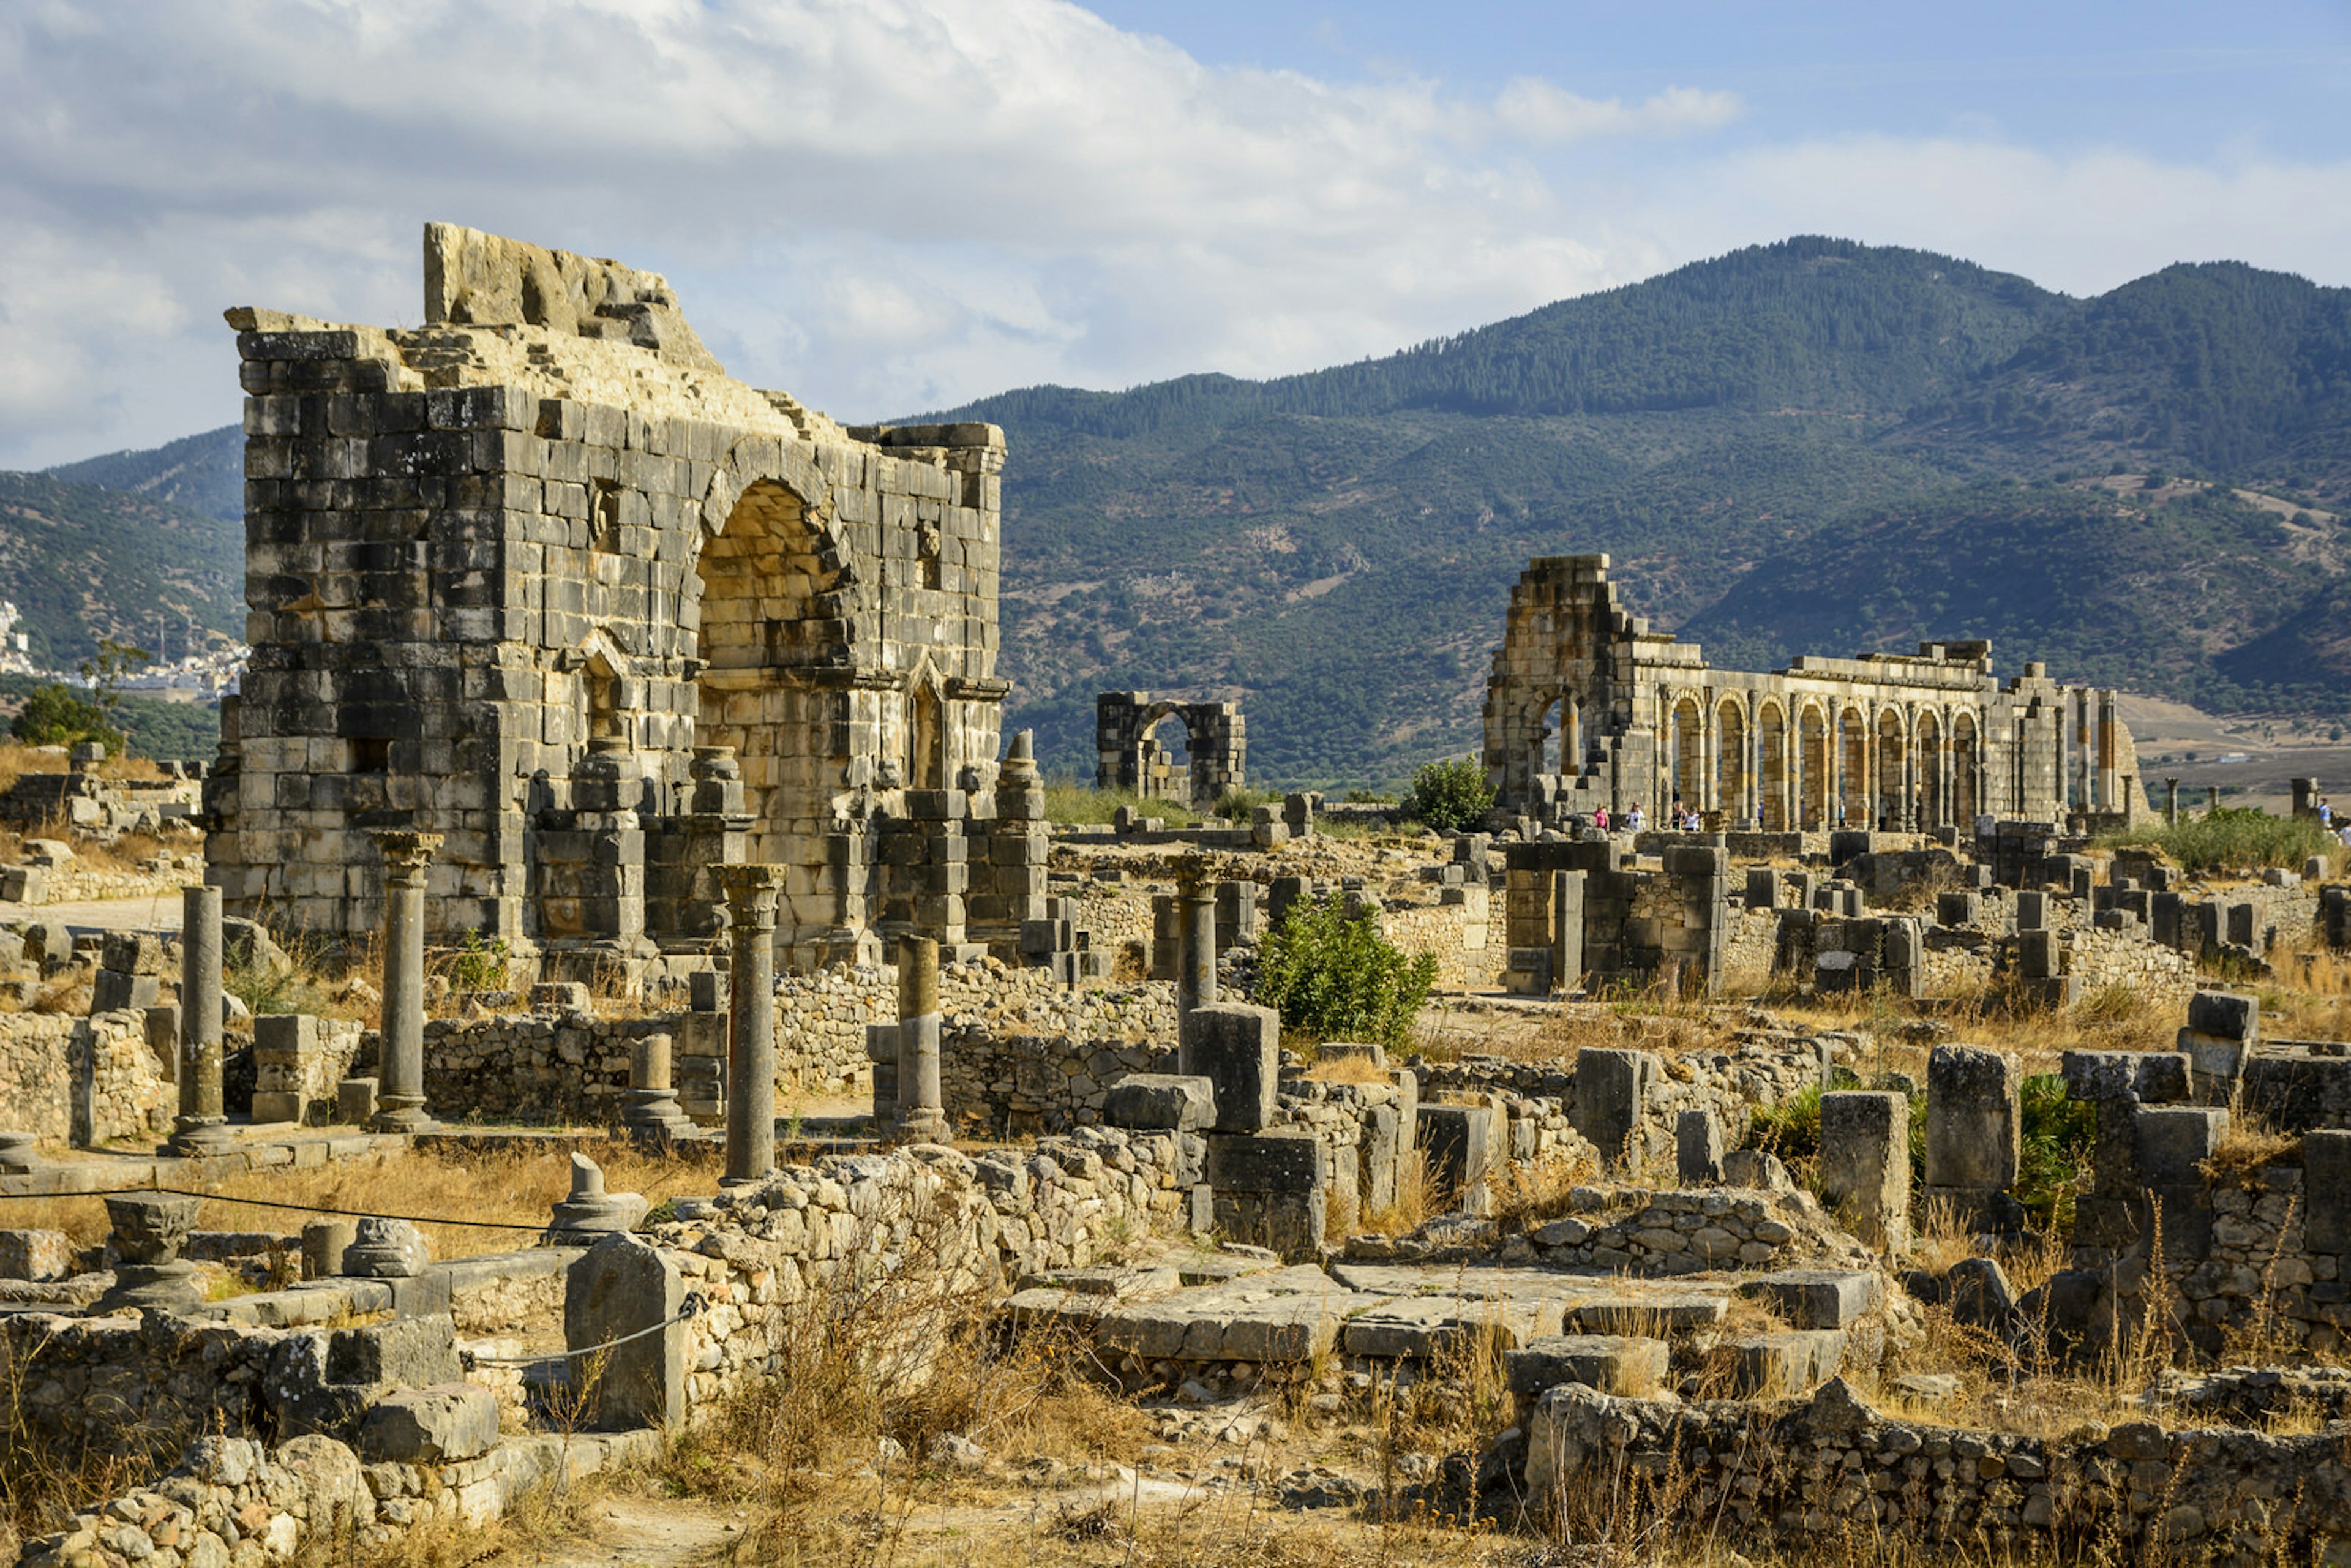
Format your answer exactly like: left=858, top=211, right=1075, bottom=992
left=1736, top=1269, right=1881, bottom=1330
left=1506, top=1334, right=1671, bottom=1397
left=1104, top=1073, right=1216, bottom=1132
left=1730, top=1329, right=1847, bottom=1397
left=355, top=1384, right=500, bottom=1463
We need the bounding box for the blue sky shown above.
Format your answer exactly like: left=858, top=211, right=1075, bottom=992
left=2, top=0, right=2349, bottom=469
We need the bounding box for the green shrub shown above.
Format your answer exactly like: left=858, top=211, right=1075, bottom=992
left=1213, top=786, right=1278, bottom=820
left=2102, top=806, right=2337, bottom=874
left=1255, top=898, right=1438, bottom=1047
left=1404, top=757, right=1493, bottom=832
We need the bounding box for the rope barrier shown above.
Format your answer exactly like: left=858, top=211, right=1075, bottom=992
left=468, top=1293, right=705, bottom=1365
left=0, top=1185, right=555, bottom=1232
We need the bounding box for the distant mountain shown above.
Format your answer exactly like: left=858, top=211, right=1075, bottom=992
left=0, top=471, right=242, bottom=666
left=45, top=424, right=242, bottom=522
left=46, top=237, right=2351, bottom=787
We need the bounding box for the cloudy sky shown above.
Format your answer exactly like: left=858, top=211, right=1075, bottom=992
left=4, top=0, right=2349, bottom=469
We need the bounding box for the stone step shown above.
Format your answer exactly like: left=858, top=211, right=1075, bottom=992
left=1338, top=1294, right=1562, bottom=1358
left=1728, top=1329, right=1847, bottom=1397
left=1734, top=1269, right=1881, bottom=1330
left=1506, top=1334, right=1671, bottom=1398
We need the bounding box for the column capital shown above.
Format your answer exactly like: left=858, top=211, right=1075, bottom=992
left=369, top=830, right=444, bottom=885
left=716, top=863, right=788, bottom=929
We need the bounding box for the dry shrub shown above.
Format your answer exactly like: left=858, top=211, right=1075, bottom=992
left=1303, top=1052, right=1392, bottom=1085
left=1353, top=1147, right=1433, bottom=1238
left=2201, top=1115, right=2299, bottom=1187
left=1484, top=1147, right=1598, bottom=1232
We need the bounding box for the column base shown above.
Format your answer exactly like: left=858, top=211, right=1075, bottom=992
left=369, top=1101, right=440, bottom=1135
left=162, top=1117, right=234, bottom=1158
left=894, top=1108, right=950, bottom=1144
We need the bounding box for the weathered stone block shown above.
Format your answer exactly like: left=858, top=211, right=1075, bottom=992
left=356, top=1384, right=500, bottom=1463
left=1924, top=1045, right=2019, bottom=1192
left=1818, top=1090, right=1909, bottom=1249
left=1571, top=1047, right=1657, bottom=1167
left=566, top=1231, right=686, bottom=1430
left=1737, top=1269, right=1880, bottom=1330
left=1104, top=1073, right=1216, bottom=1132
left=1675, top=1108, right=1723, bottom=1184
left=1505, top=1334, right=1670, bottom=1397
left=1179, top=1003, right=1280, bottom=1133
left=1419, top=1102, right=1497, bottom=1196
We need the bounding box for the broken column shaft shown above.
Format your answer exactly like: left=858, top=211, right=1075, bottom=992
left=895, top=935, right=946, bottom=1142
left=717, top=863, right=786, bottom=1184
left=369, top=831, right=443, bottom=1133
left=1176, top=861, right=1218, bottom=1026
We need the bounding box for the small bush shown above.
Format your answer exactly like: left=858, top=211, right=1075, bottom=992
left=1254, top=897, right=1438, bottom=1047
left=1212, top=786, right=1277, bottom=820
left=2102, top=806, right=2338, bottom=874
left=1404, top=757, right=1493, bottom=832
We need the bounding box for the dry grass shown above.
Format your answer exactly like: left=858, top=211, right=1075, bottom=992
left=1352, top=1148, right=1434, bottom=1237
left=3, top=1142, right=722, bottom=1260
left=2200, top=1114, right=2300, bottom=1186
left=1303, top=1053, right=1393, bottom=1085
left=1483, top=1149, right=1599, bottom=1232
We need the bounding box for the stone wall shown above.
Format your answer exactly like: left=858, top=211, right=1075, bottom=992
left=72, top=1010, right=172, bottom=1146
left=1527, top=1378, right=2350, bottom=1558
left=0, top=1012, right=81, bottom=1141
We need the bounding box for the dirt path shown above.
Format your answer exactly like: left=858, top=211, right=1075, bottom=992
left=525, top=1495, right=749, bottom=1566
left=0, top=892, right=184, bottom=931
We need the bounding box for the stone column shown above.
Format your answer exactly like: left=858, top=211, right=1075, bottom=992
left=369, top=831, right=443, bottom=1133
left=2097, top=689, right=2120, bottom=814
left=1176, top=860, right=1218, bottom=1024
left=716, top=863, right=786, bottom=1184
left=624, top=1032, right=692, bottom=1142
left=2165, top=776, right=2181, bottom=827
left=164, top=883, right=231, bottom=1156
left=894, top=936, right=946, bottom=1142
left=2207, top=784, right=2221, bottom=817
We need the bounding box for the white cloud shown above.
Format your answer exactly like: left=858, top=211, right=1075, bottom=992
left=1494, top=80, right=1742, bottom=144
left=0, top=1, right=2346, bottom=469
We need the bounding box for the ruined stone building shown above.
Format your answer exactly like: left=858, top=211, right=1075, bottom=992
left=1482, top=557, right=2145, bottom=832
left=1094, top=692, right=1246, bottom=809
left=206, top=225, right=1047, bottom=976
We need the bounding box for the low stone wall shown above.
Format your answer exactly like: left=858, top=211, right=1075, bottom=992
left=0, top=1011, right=80, bottom=1141
left=1382, top=887, right=1501, bottom=992
left=421, top=1010, right=681, bottom=1123
left=1415, top=1030, right=1831, bottom=1174
left=1528, top=1376, right=2351, bottom=1559
left=72, top=1009, right=171, bottom=1146
left=651, top=1127, right=1194, bottom=1410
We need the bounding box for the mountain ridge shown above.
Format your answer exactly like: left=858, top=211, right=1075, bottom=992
left=29, top=236, right=2351, bottom=787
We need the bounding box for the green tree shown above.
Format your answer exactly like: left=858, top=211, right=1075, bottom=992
left=1405, top=757, right=1494, bottom=832
left=9, top=683, right=121, bottom=752
left=1254, top=897, right=1438, bottom=1048
left=78, top=638, right=152, bottom=745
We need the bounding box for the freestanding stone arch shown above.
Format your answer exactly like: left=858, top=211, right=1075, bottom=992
left=1093, top=692, right=1246, bottom=809
left=208, top=224, right=1039, bottom=977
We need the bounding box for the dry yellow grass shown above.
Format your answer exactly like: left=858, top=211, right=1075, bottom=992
left=5, top=1142, right=722, bottom=1259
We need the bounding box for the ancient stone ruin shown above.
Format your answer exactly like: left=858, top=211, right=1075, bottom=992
left=206, top=223, right=1041, bottom=977
left=1483, top=554, right=2147, bottom=834
left=1095, top=691, right=1246, bottom=809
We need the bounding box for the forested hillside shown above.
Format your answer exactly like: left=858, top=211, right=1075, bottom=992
left=45, top=236, right=2351, bottom=789
left=0, top=473, right=242, bottom=666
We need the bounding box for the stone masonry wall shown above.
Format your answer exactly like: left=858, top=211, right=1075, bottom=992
left=1528, top=1378, right=2351, bottom=1559
left=0, top=1012, right=83, bottom=1142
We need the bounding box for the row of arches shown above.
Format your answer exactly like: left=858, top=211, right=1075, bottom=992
left=1660, top=692, right=1984, bottom=831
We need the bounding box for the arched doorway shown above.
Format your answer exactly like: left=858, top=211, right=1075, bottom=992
left=690, top=478, right=837, bottom=890
left=1837, top=707, right=1870, bottom=828
left=1952, top=711, right=1981, bottom=825
left=1757, top=701, right=1790, bottom=830
left=1915, top=709, right=1943, bottom=828
left=1138, top=706, right=1194, bottom=806
left=1876, top=710, right=1907, bottom=830
left=1671, top=694, right=1704, bottom=817
left=1715, top=699, right=1747, bottom=825
left=1798, top=703, right=1830, bottom=829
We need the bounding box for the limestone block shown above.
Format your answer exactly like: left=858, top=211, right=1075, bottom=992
left=1818, top=1090, right=1910, bottom=1249
left=1571, top=1047, right=1658, bottom=1168
left=566, top=1231, right=685, bottom=1430
left=1924, top=1045, right=2019, bottom=1192
left=1730, top=1329, right=1847, bottom=1397
left=1736, top=1270, right=1881, bottom=1330
left=1180, top=1003, right=1280, bottom=1133
left=0, top=1229, right=72, bottom=1281
left=1103, top=1073, right=1216, bottom=1132
left=356, top=1384, right=500, bottom=1463
left=2306, top=1130, right=2351, bottom=1253
left=1419, top=1102, right=1497, bottom=1196
left=326, top=1313, right=462, bottom=1387
left=1675, top=1108, right=1723, bottom=1184
left=1505, top=1334, right=1670, bottom=1397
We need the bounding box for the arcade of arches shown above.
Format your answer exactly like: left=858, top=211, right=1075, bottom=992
left=1482, top=556, right=2147, bottom=834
